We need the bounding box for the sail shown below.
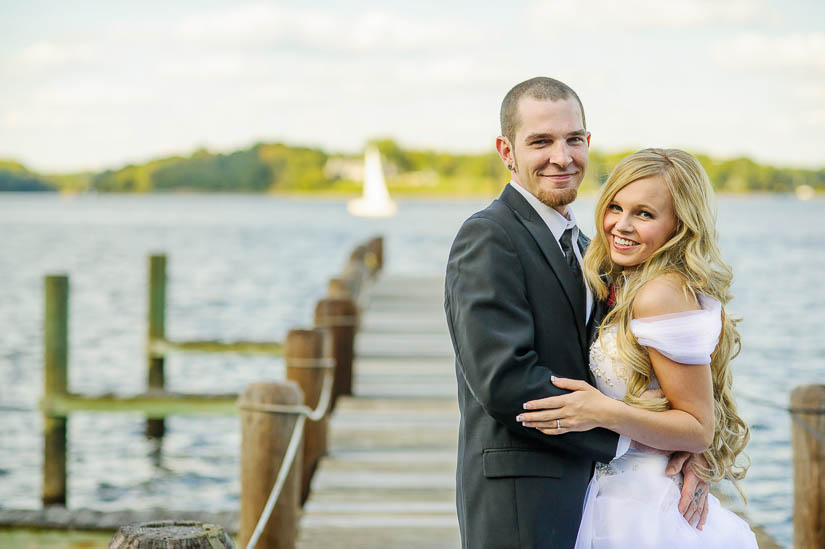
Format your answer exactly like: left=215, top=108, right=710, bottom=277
left=348, top=146, right=397, bottom=217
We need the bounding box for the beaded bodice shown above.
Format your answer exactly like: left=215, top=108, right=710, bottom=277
left=589, top=325, right=660, bottom=401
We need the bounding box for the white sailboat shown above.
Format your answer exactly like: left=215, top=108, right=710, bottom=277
left=347, top=146, right=397, bottom=217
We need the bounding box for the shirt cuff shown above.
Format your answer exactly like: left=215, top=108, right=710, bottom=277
left=615, top=435, right=631, bottom=458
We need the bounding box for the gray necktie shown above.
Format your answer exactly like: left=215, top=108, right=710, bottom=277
left=559, top=227, right=586, bottom=311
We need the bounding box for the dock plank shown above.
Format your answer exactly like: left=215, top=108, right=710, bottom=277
left=298, top=273, right=782, bottom=549
left=297, top=275, right=460, bottom=548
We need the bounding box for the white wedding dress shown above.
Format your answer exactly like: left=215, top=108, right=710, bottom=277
left=574, top=296, right=757, bottom=548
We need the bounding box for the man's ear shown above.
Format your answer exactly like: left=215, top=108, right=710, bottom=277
left=495, top=136, right=513, bottom=168
left=586, top=132, right=591, bottom=147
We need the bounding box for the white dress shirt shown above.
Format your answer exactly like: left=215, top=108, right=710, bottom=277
left=508, top=182, right=593, bottom=323
left=509, top=182, right=630, bottom=458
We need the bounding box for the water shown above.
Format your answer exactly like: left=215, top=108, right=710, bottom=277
left=1, top=192, right=823, bottom=547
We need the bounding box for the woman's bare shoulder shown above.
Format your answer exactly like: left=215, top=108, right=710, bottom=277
left=633, top=273, right=700, bottom=319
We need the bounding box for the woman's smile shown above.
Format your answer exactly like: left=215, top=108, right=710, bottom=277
left=611, top=235, right=639, bottom=250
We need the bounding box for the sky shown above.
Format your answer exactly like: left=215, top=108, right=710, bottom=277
left=1, top=0, right=824, bottom=173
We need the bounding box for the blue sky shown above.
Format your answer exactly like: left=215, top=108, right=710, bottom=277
left=1, top=0, right=823, bottom=172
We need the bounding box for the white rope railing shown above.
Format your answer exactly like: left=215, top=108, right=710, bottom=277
left=239, top=358, right=336, bottom=549
left=239, top=238, right=380, bottom=549
left=737, top=391, right=825, bottom=446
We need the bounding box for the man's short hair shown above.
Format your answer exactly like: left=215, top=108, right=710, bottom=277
left=500, top=77, right=586, bottom=143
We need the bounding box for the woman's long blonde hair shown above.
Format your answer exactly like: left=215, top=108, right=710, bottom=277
left=583, top=148, right=750, bottom=490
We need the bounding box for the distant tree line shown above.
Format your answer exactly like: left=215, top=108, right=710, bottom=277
left=1, top=141, right=823, bottom=194
left=0, top=160, right=56, bottom=191
left=91, top=144, right=328, bottom=193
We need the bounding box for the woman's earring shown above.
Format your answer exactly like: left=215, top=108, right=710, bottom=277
left=507, top=163, right=513, bottom=171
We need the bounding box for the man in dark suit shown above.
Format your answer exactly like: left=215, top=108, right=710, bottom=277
left=444, top=77, right=708, bottom=548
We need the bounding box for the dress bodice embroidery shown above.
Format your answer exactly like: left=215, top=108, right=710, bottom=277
left=589, top=325, right=660, bottom=401
left=589, top=295, right=722, bottom=400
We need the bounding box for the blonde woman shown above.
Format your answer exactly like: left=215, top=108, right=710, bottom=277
left=516, top=149, right=756, bottom=547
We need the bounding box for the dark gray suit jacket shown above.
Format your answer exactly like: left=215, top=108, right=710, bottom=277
left=444, top=184, right=620, bottom=549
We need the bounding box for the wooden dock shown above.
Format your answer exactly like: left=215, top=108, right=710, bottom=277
left=0, top=267, right=785, bottom=548
left=294, top=273, right=782, bottom=549
left=297, top=274, right=460, bottom=548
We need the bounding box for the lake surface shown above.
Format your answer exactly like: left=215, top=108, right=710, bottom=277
left=1, top=192, right=823, bottom=547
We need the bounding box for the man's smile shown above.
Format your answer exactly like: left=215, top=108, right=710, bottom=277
left=539, top=172, right=578, bottom=181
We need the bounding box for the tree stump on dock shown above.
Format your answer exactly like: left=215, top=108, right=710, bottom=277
left=109, top=520, right=234, bottom=548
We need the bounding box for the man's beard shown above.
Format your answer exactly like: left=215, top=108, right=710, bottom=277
left=537, top=187, right=578, bottom=208
left=512, top=156, right=579, bottom=208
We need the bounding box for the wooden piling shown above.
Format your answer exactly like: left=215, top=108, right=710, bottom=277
left=147, top=255, right=166, bottom=438
left=314, top=298, right=358, bottom=405
left=110, top=520, right=234, bottom=548
left=43, top=275, right=69, bottom=506
left=367, top=236, right=384, bottom=277
left=239, top=381, right=303, bottom=549
left=328, top=278, right=350, bottom=299
left=792, top=384, right=825, bottom=549
left=285, top=329, right=329, bottom=505
left=349, top=245, right=367, bottom=265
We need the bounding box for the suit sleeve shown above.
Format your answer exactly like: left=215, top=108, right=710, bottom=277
left=445, top=216, right=619, bottom=463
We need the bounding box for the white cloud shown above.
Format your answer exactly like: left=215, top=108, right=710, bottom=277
left=0, top=109, right=26, bottom=129
left=527, top=0, right=765, bottom=29
left=800, top=108, right=825, bottom=127
left=177, top=3, right=481, bottom=53
left=712, top=32, right=825, bottom=72
left=156, top=54, right=260, bottom=79
left=34, top=83, right=152, bottom=107
left=795, top=82, right=825, bottom=101
left=4, top=40, right=97, bottom=74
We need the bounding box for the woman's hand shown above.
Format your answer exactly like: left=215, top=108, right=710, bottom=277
left=517, top=376, right=618, bottom=434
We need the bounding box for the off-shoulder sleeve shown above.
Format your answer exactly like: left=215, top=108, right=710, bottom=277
left=630, top=295, right=722, bottom=365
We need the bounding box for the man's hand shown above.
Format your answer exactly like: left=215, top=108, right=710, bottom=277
left=667, top=452, right=709, bottom=530
left=629, top=439, right=671, bottom=456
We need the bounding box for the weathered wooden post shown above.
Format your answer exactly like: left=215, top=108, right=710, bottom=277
left=339, top=262, right=362, bottom=301
left=315, top=298, right=358, bottom=405
left=43, top=274, right=69, bottom=506
left=349, top=244, right=367, bottom=265
left=792, top=384, right=825, bottom=549
left=328, top=277, right=350, bottom=299
left=366, top=236, right=384, bottom=275
left=349, top=245, right=369, bottom=294
left=110, top=520, right=234, bottom=548
left=147, top=254, right=166, bottom=438
left=285, top=328, right=330, bottom=504
left=239, top=382, right=303, bottom=549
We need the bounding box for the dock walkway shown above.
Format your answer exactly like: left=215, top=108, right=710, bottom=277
left=295, top=273, right=781, bottom=549
left=297, top=274, right=460, bottom=548
left=0, top=271, right=781, bottom=548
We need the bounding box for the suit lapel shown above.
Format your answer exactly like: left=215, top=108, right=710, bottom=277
left=578, top=231, right=600, bottom=343
left=499, top=185, right=587, bottom=349
left=577, top=229, right=596, bottom=326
